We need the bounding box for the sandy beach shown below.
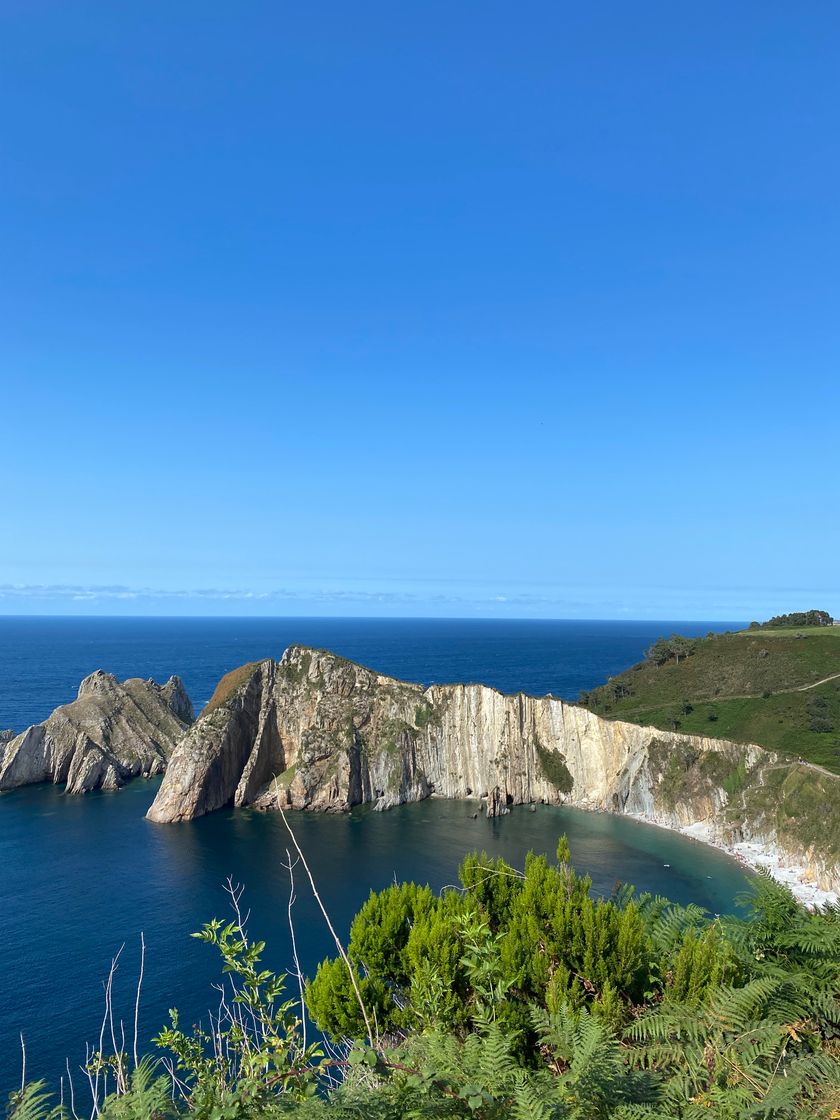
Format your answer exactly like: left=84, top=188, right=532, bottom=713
left=628, top=813, right=838, bottom=910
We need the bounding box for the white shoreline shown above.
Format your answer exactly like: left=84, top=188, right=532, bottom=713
left=626, top=811, right=838, bottom=910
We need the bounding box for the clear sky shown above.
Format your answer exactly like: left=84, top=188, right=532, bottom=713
left=1, top=2, right=838, bottom=620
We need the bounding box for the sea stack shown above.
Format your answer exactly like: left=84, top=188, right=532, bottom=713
left=0, top=671, right=193, bottom=793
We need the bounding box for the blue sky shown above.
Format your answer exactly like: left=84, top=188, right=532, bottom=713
left=1, top=1, right=838, bottom=620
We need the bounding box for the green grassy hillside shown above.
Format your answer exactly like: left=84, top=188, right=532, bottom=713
left=580, top=626, right=840, bottom=772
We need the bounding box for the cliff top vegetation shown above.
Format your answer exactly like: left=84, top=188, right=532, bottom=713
left=752, top=610, right=835, bottom=630
left=580, top=621, right=840, bottom=772
left=202, top=661, right=263, bottom=715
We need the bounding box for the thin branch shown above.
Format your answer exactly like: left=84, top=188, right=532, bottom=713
left=224, top=877, right=251, bottom=932
left=93, top=945, right=124, bottom=1111
left=133, top=932, right=145, bottom=1070
left=65, top=1057, right=79, bottom=1120
left=161, top=1056, right=190, bottom=1101
left=105, top=950, right=126, bottom=1094
left=273, top=778, right=376, bottom=1047
left=284, top=848, right=307, bottom=1052
left=84, top=1043, right=97, bottom=1120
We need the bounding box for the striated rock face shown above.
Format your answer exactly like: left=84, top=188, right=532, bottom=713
left=161, top=677, right=194, bottom=724
left=146, top=647, right=840, bottom=892
left=0, top=672, right=193, bottom=794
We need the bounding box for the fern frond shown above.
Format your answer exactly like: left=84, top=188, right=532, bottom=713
left=7, top=1082, right=63, bottom=1120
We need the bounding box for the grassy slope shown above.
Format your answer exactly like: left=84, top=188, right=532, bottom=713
left=581, top=627, right=840, bottom=773
left=202, top=661, right=261, bottom=715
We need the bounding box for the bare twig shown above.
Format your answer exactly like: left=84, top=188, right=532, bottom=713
left=161, top=1055, right=190, bottom=1101
left=284, top=848, right=307, bottom=1051
left=224, top=877, right=251, bottom=931
left=19, top=1033, right=26, bottom=1093
left=105, top=948, right=127, bottom=1094
left=272, top=783, right=376, bottom=1047
left=133, top=932, right=145, bottom=1070
left=66, top=1057, right=80, bottom=1120
left=92, top=945, right=124, bottom=1110
left=84, top=1042, right=97, bottom=1120
left=439, top=865, right=525, bottom=897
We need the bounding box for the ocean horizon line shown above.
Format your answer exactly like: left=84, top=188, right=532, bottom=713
left=0, top=613, right=749, bottom=625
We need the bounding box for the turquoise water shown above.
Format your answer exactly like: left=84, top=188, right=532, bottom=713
left=0, top=617, right=749, bottom=1094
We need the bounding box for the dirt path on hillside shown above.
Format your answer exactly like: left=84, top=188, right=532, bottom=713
left=791, top=670, right=840, bottom=691
left=608, top=669, right=840, bottom=721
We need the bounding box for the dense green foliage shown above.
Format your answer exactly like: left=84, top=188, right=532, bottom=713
left=308, top=844, right=658, bottom=1045
left=753, top=611, right=835, bottom=629
left=10, top=846, right=840, bottom=1119
left=581, top=626, right=840, bottom=770
left=644, top=636, right=696, bottom=667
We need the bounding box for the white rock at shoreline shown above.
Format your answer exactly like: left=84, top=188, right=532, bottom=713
left=632, top=814, right=838, bottom=910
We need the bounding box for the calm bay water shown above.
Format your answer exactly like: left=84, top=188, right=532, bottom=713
left=0, top=617, right=747, bottom=1094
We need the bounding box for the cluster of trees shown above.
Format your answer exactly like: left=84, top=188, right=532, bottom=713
left=12, top=842, right=840, bottom=1120
left=751, top=611, right=835, bottom=629
left=644, top=635, right=696, bottom=666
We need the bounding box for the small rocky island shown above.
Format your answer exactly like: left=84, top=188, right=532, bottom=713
left=0, top=670, right=192, bottom=793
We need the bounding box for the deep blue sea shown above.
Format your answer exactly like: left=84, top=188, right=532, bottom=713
left=0, top=617, right=748, bottom=1096
left=0, top=616, right=742, bottom=730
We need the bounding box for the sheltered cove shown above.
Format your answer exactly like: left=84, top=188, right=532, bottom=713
left=147, top=646, right=840, bottom=904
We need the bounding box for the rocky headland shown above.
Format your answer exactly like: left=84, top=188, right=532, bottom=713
left=0, top=670, right=193, bottom=793
left=146, top=646, right=840, bottom=901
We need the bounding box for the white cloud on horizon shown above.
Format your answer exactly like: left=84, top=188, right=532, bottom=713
left=0, top=580, right=832, bottom=622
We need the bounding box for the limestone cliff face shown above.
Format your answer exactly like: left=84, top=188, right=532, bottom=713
left=146, top=654, right=431, bottom=822
left=146, top=647, right=840, bottom=892
left=0, top=671, right=193, bottom=793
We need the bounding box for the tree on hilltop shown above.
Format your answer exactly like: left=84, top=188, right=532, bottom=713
left=762, top=610, right=834, bottom=628
left=645, top=634, right=696, bottom=666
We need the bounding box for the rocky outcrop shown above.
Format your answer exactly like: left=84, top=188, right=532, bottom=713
left=146, top=647, right=840, bottom=894
left=161, top=677, right=194, bottom=724
left=0, top=672, right=193, bottom=793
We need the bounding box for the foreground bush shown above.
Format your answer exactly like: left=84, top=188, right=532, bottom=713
left=9, top=840, right=840, bottom=1119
